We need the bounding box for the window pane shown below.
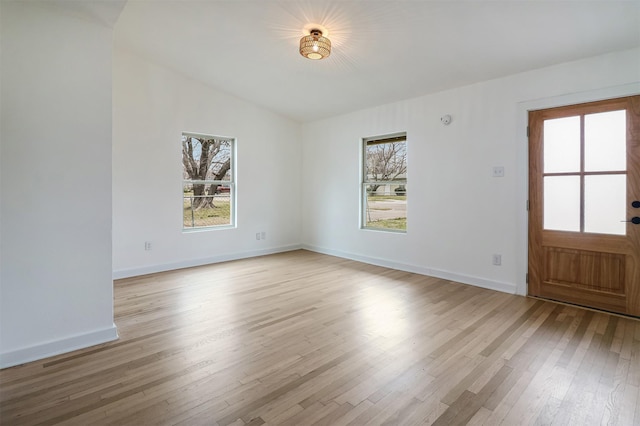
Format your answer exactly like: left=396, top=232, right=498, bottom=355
left=365, top=140, right=407, bottom=182
left=183, top=184, right=232, bottom=228
left=362, top=134, right=407, bottom=232
left=364, top=184, right=407, bottom=231
left=585, top=110, right=626, bottom=172
left=182, top=132, right=234, bottom=230
left=544, top=176, right=580, bottom=232
left=182, top=135, right=232, bottom=181
left=544, top=116, right=580, bottom=173
left=584, top=175, right=626, bottom=235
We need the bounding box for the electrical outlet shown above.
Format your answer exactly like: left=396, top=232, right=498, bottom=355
left=144, top=241, right=152, bottom=251
left=256, top=233, right=261, bottom=240
left=261, top=231, right=266, bottom=240
left=492, top=166, right=505, bottom=177
left=492, top=254, right=502, bottom=266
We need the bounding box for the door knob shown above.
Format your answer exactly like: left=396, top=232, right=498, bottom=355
left=622, top=217, right=640, bottom=224
left=633, top=201, right=640, bottom=208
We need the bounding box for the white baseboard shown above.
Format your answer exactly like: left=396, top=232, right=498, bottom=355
left=112, top=244, right=303, bottom=280
left=0, top=324, right=119, bottom=369
left=302, top=244, right=517, bottom=294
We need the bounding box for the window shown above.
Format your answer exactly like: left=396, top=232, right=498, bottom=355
left=362, top=133, right=407, bottom=232
left=542, top=109, right=626, bottom=235
left=182, top=132, right=235, bottom=229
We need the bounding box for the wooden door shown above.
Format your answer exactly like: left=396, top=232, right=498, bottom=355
left=528, top=95, right=640, bottom=316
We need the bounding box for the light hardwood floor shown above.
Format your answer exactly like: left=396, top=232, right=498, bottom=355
left=1, top=250, right=639, bottom=425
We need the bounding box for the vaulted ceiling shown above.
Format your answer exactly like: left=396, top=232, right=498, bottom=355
left=113, top=1, right=640, bottom=122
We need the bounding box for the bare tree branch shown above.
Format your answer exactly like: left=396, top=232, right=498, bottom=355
left=182, top=136, right=232, bottom=211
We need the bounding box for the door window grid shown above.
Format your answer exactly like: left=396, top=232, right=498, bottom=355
left=543, top=109, right=626, bottom=235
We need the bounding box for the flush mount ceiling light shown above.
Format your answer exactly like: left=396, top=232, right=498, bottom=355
left=299, top=29, right=331, bottom=60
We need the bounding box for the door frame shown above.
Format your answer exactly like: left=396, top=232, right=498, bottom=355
left=516, top=83, right=640, bottom=297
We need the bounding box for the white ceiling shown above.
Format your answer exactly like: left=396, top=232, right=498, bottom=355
left=40, top=0, right=127, bottom=27
left=113, top=1, right=640, bottom=122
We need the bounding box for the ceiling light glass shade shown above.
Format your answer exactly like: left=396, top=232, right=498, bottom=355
left=299, top=29, right=331, bottom=60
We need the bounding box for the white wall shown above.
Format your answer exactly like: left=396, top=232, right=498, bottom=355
left=0, top=2, right=118, bottom=368
left=112, top=49, right=302, bottom=278
left=301, top=48, right=640, bottom=295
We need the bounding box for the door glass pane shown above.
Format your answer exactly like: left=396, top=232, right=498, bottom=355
left=585, top=110, right=626, bottom=172
left=544, top=176, right=580, bottom=232
left=585, top=174, right=626, bottom=235
left=544, top=116, right=580, bottom=173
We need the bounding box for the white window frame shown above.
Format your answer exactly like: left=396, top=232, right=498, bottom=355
left=182, top=132, right=236, bottom=231
left=361, top=132, right=407, bottom=233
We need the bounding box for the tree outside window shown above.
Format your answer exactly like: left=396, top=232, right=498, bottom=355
left=362, top=134, right=407, bottom=232
left=182, top=133, right=235, bottom=229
